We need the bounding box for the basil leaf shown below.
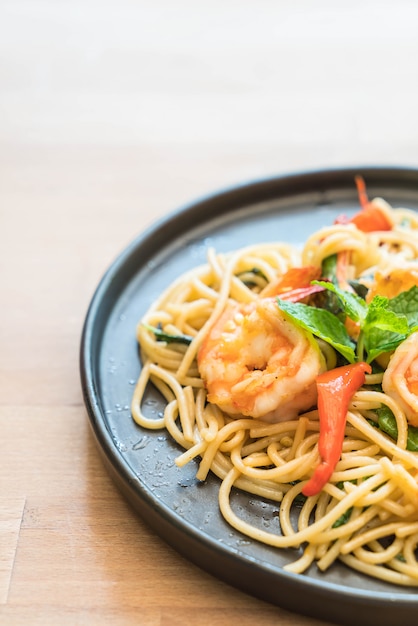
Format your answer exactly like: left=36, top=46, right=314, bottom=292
left=387, top=285, right=418, bottom=330
left=376, top=406, right=398, bottom=439
left=236, top=267, right=268, bottom=287
left=348, top=280, right=369, bottom=299
left=376, top=406, right=418, bottom=452
left=279, top=283, right=418, bottom=365
left=362, top=296, right=409, bottom=362
left=313, top=280, right=367, bottom=323
left=332, top=507, right=353, bottom=528
left=277, top=299, right=356, bottom=363
left=321, top=254, right=338, bottom=282
left=317, top=255, right=346, bottom=318
left=143, top=323, right=193, bottom=346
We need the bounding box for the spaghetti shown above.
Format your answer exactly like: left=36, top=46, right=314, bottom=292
left=131, top=180, right=418, bottom=585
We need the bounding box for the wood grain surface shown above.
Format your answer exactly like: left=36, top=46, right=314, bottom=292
left=2, top=1, right=418, bottom=624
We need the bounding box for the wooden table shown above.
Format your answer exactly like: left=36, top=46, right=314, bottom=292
left=2, top=2, right=418, bottom=624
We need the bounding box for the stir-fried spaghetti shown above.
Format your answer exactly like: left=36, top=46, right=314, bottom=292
left=131, top=179, right=418, bottom=585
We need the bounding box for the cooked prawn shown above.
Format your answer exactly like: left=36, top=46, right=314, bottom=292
left=382, top=332, right=418, bottom=427
left=197, top=297, right=326, bottom=422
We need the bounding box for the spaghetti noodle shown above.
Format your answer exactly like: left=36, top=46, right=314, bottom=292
left=131, top=180, right=418, bottom=585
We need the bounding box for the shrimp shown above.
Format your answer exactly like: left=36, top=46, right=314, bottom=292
left=382, top=332, right=418, bottom=427
left=197, top=298, right=326, bottom=422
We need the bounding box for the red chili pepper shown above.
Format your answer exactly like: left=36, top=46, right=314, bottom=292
left=302, top=362, right=372, bottom=497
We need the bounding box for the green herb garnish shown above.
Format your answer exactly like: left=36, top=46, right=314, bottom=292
left=278, top=284, right=418, bottom=364
left=143, top=323, right=193, bottom=346
left=376, top=405, right=418, bottom=452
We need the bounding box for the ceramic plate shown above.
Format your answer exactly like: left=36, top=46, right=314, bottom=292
left=80, top=167, right=418, bottom=625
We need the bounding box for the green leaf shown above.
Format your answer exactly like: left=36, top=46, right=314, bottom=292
left=348, top=280, right=369, bottom=299
left=387, top=285, right=418, bottom=330
left=313, top=280, right=367, bottom=323
left=317, top=255, right=346, bottom=318
left=277, top=299, right=357, bottom=363
left=142, top=323, right=193, bottom=346
left=365, top=295, right=409, bottom=332
left=279, top=283, right=418, bottom=366
left=321, top=254, right=338, bottom=282
left=332, top=507, right=353, bottom=528
left=376, top=405, right=418, bottom=452
left=362, top=296, right=409, bottom=362
left=236, top=267, right=268, bottom=287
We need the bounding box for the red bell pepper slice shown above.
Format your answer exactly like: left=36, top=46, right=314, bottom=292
left=302, top=362, right=372, bottom=497
left=262, top=266, right=324, bottom=302
left=335, top=176, right=392, bottom=233
left=333, top=177, right=392, bottom=292
left=350, top=204, right=393, bottom=233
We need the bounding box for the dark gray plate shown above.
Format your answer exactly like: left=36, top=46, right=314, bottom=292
left=80, top=167, right=418, bottom=625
